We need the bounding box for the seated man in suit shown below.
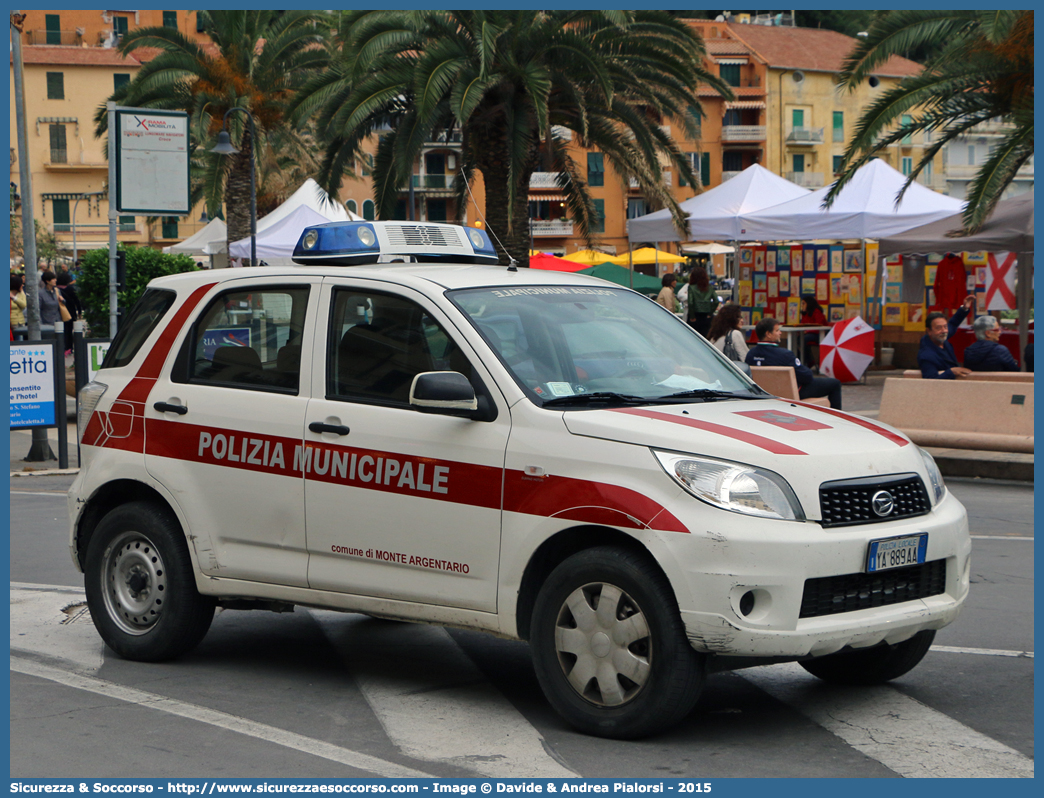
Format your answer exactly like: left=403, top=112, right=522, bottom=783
left=918, top=295, right=975, bottom=379
left=746, top=317, right=842, bottom=409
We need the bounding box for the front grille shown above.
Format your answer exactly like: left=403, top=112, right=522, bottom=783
left=819, top=473, right=931, bottom=528
left=385, top=224, right=457, bottom=249
left=799, top=560, right=946, bottom=619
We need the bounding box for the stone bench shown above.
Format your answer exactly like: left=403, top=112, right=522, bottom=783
left=749, top=366, right=830, bottom=407
left=901, top=369, right=1033, bottom=382
left=879, top=377, right=1033, bottom=453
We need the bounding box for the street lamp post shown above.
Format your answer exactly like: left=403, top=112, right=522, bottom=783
left=71, top=191, right=105, bottom=266
left=210, top=107, right=257, bottom=267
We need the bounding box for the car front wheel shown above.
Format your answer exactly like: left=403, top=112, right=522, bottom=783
left=530, top=547, right=704, bottom=739
left=85, top=501, right=215, bottom=662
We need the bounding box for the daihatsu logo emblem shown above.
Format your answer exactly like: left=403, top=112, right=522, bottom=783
left=872, top=490, right=895, bottom=517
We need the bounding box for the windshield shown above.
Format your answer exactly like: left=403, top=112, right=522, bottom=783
left=448, top=285, right=761, bottom=407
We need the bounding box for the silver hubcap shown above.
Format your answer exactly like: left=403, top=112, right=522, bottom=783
left=554, top=582, right=651, bottom=707
left=102, top=531, right=166, bottom=635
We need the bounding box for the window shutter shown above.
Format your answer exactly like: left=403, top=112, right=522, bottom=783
left=700, top=153, right=710, bottom=186
left=587, top=153, right=604, bottom=187
left=46, top=72, right=64, bottom=100
left=592, top=199, right=605, bottom=233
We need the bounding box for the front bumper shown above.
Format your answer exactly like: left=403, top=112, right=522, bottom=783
left=662, top=490, right=971, bottom=658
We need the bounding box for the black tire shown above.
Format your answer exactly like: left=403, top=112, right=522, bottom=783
left=530, top=546, right=704, bottom=739
left=800, top=630, right=936, bottom=686
left=84, top=501, right=215, bottom=662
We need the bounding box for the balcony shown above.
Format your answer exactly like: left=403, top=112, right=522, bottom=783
left=425, top=130, right=462, bottom=145
left=530, top=220, right=574, bottom=237
left=948, top=162, right=1034, bottom=181
left=721, top=171, right=742, bottom=182
left=530, top=172, right=563, bottom=189
left=785, top=127, right=824, bottom=145
left=410, top=174, right=457, bottom=190
left=721, top=125, right=766, bottom=143
left=50, top=149, right=67, bottom=164
left=785, top=171, right=825, bottom=188
left=629, top=175, right=671, bottom=189
left=550, top=126, right=572, bottom=141
left=28, top=29, right=83, bottom=46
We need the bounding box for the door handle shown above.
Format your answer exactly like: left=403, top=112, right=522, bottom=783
left=309, top=421, right=350, bottom=436
left=154, top=402, right=188, bottom=415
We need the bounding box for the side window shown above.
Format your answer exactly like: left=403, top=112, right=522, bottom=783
left=102, top=288, right=176, bottom=369
left=328, top=289, right=472, bottom=406
left=177, top=286, right=309, bottom=392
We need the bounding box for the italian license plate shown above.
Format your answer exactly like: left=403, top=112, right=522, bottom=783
left=867, top=534, right=927, bottom=573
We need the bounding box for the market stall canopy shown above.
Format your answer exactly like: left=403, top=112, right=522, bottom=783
left=162, top=217, right=226, bottom=256
left=624, top=247, right=687, bottom=265
left=529, top=253, right=592, bottom=272
left=682, top=242, right=734, bottom=255
left=878, top=192, right=1033, bottom=256
left=228, top=205, right=330, bottom=261
left=562, top=249, right=625, bottom=266
left=738, top=159, right=964, bottom=241
left=212, top=178, right=361, bottom=253
left=627, top=164, right=809, bottom=242
left=877, top=192, right=1033, bottom=363
left=580, top=263, right=662, bottom=295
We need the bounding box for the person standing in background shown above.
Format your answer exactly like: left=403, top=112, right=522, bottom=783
left=57, top=271, right=84, bottom=352
left=656, top=273, right=679, bottom=313
left=686, top=266, right=719, bottom=337
left=11, top=272, right=27, bottom=336
left=38, top=269, right=66, bottom=327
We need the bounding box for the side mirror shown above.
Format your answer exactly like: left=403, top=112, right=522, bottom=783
left=409, top=371, right=478, bottom=416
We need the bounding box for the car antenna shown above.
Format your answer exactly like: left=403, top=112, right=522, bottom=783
left=460, top=169, right=518, bottom=271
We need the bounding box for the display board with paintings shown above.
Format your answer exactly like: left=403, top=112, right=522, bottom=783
left=737, top=243, right=869, bottom=329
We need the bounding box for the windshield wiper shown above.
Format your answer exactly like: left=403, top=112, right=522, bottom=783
left=541, top=391, right=650, bottom=407
left=658, top=388, right=768, bottom=401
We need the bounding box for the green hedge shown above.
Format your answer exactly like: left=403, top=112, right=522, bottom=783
left=78, top=246, right=199, bottom=333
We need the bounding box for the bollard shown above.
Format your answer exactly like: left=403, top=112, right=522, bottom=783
left=73, top=319, right=88, bottom=465
left=54, top=329, right=68, bottom=469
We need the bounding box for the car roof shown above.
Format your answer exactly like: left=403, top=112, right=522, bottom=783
left=150, top=263, right=639, bottom=295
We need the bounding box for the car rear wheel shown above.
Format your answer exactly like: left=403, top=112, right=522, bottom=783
left=85, top=501, right=215, bottom=662
left=530, top=547, right=704, bottom=739
left=800, top=630, right=936, bottom=685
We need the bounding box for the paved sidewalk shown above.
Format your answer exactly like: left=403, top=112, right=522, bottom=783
left=11, top=371, right=1031, bottom=481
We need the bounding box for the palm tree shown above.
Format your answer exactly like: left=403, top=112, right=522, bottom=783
left=828, top=10, right=1033, bottom=232
left=292, top=10, right=731, bottom=266
left=94, top=10, right=332, bottom=252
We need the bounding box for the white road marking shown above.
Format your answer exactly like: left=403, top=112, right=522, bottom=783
left=931, top=645, right=1033, bottom=658
left=741, top=662, right=1033, bottom=778
left=10, top=656, right=432, bottom=778
left=970, top=535, right=1033, bottom=541
left=310, top=610, right=576, bottom=778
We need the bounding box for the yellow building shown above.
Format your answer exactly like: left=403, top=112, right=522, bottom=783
left=724, top=22, right=946, bottom=193
left=10, top=10, right=212, bottom=263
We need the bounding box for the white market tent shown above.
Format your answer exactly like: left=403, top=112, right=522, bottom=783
left=627, top=164, right=810, bottom=242
left=216, top=177, right=362, bottom=257
left=162, top=217, right=226, bottom=256
left=737, top=158, right=964, bottom=241
left=228, top=205, right=330, bottom=262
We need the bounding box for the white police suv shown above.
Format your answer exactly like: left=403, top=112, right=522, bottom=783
left=69, top=221, right=970, bottom=739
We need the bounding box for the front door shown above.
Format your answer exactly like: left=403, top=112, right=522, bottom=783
left=144, top=277, right=318, bottom=586
left=303, top=280, right=509, bottom=612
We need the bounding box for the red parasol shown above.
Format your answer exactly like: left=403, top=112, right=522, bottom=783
left=819, top=316, right=876, bottom=383
left=529, top=253, right=593, bottom=272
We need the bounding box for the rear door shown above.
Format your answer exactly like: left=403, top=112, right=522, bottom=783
left=144, top=276, right=319, bottom=586
left=303, top=278, right=510, bottom=612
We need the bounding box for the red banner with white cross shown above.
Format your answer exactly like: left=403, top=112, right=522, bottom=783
left=984, top=252, right=1017, bottom=310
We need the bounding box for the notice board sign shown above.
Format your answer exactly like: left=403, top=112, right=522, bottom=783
left=10, top=341, right=57, bottom=428
left=115, top=108, right=190, bottom=215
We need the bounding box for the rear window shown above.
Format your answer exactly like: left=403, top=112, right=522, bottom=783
left=101, top=288, right=177, bottom=369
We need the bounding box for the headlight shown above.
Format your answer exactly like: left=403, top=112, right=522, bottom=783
left=77, top=381, right=107, bottom=442
left=919, top=447, right=946, bottom=505
left=654, top=451, right=804, bottom=521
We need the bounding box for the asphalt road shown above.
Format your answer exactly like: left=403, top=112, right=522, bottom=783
left=9, top=474, right=1034, bottom=780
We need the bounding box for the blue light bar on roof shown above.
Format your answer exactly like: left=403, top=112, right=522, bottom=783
left=292, top=221, right=499, bottom=266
